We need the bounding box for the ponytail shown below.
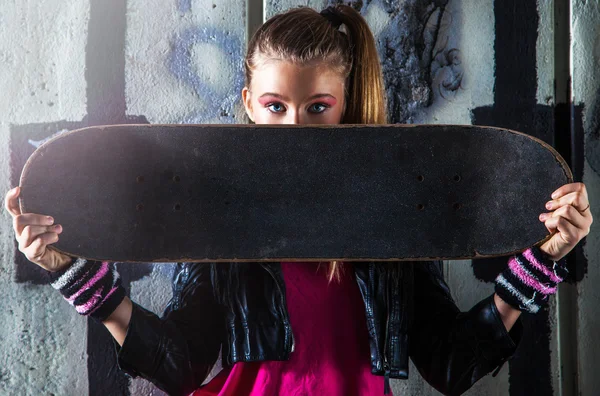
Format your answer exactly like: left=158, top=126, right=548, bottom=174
left=323, top=5, right=387, bottom=124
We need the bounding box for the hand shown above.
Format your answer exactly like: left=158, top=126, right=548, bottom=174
left=538, top=182, right=593, bottom=261
left=4, top=186, right=73, bottom=272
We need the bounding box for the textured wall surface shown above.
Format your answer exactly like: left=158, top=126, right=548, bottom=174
left=0, top=1, right=597, bottom=395
left=0, top=1, right=90, bottom=394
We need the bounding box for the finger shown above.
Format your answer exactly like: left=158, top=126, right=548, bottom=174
left=19, top=224, right=62, bottom=251
left=26, top=232, right=59, bottom=262
left=551, top=182, right=588, bottom=201
left=544, top=214, right=582, bottom=245
left=13, top=213, right=54, bottom=236
left=545, top=191, right=591, bottom=215
left=550, top=205, right=589, bottom=231
left=4, top=186, right=21, bottom=218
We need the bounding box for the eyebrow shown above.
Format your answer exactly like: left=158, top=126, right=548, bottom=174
left=258, top=92, right=336, bottom=101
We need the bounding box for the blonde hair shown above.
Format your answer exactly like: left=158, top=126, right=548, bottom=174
left=244, top=5, right=387, bottom=281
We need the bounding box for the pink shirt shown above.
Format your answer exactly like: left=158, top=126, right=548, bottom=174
left=192, top=262, right=390, bottom=396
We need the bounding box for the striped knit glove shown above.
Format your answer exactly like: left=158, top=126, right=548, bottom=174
left=494, top=246, right=568, bottom=314
left=47, top=258, right=126, bottom=321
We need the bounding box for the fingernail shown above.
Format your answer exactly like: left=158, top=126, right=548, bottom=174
left=54, top=225, right=62, bottom=231
left=551, top=192, right=558, bottom=199
left=539, top=214, right=546, bottom=221
left=47, top=216, right=54, bottom=224
left=546, top=202, right=553, bottom=210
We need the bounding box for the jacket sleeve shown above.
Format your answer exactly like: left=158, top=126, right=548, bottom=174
left=409, top=261, right=523, bottom=396
left=112, top=263, right=225, bottom=396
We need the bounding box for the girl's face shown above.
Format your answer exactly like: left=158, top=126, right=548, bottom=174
left=242, top=61, right=346, bottom=125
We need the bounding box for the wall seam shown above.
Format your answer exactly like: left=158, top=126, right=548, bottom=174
left=247, top=0, right=264, bottom=45
left=554, top=0, right=579, bottom=395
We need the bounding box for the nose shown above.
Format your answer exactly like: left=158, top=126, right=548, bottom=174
left=283, top=109, right=301, bottom=124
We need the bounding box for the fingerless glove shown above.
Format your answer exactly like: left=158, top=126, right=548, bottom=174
left=47, top=257, right=126, bottom=321
left=494, top=246, right=568, bottom=314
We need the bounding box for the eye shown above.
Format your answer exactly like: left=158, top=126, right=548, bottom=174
left=308, top=103, right=329, bottom=114
left=266, top=102, right=286, bottom=113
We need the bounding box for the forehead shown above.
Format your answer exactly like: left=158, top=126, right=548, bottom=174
left=250, top=61, right=345, bottom=97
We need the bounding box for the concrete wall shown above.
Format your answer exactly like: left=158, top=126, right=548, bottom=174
left=0, top=1, right=597, bottom=395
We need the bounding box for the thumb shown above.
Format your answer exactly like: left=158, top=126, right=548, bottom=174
left=4, top=186, right=21, bottom=217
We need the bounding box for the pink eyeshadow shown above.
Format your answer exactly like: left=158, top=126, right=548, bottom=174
left=315, top=97, right=337, bottom=106
left=258, top=96, right=279, bottom=105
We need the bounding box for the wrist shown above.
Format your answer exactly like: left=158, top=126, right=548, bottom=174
left=54, top=254, right=76, bottom=272
left=45, top=253, right=77, bottom=274
left=494, top=246, right=567, bottom=314
left=538, top=241, right=562, bottom=262
left=49, top=259, right=126, bottom=321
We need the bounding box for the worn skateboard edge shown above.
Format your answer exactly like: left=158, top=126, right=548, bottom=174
left=479, top=125, right=573, bottom=182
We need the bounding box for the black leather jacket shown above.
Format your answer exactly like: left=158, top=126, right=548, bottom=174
left=113, top=261, right=522, bottom=396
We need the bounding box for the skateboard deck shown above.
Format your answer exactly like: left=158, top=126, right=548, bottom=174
left=18, top=124, right=572, bottom=263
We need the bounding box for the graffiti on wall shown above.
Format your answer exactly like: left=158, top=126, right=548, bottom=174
left=169, top=1, right=245, bottom=123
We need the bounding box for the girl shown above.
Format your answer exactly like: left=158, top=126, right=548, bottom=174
left=4, top=5, right=593, bottom=396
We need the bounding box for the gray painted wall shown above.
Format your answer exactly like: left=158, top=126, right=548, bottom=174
left=0, top=1, right=597, bottom=395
